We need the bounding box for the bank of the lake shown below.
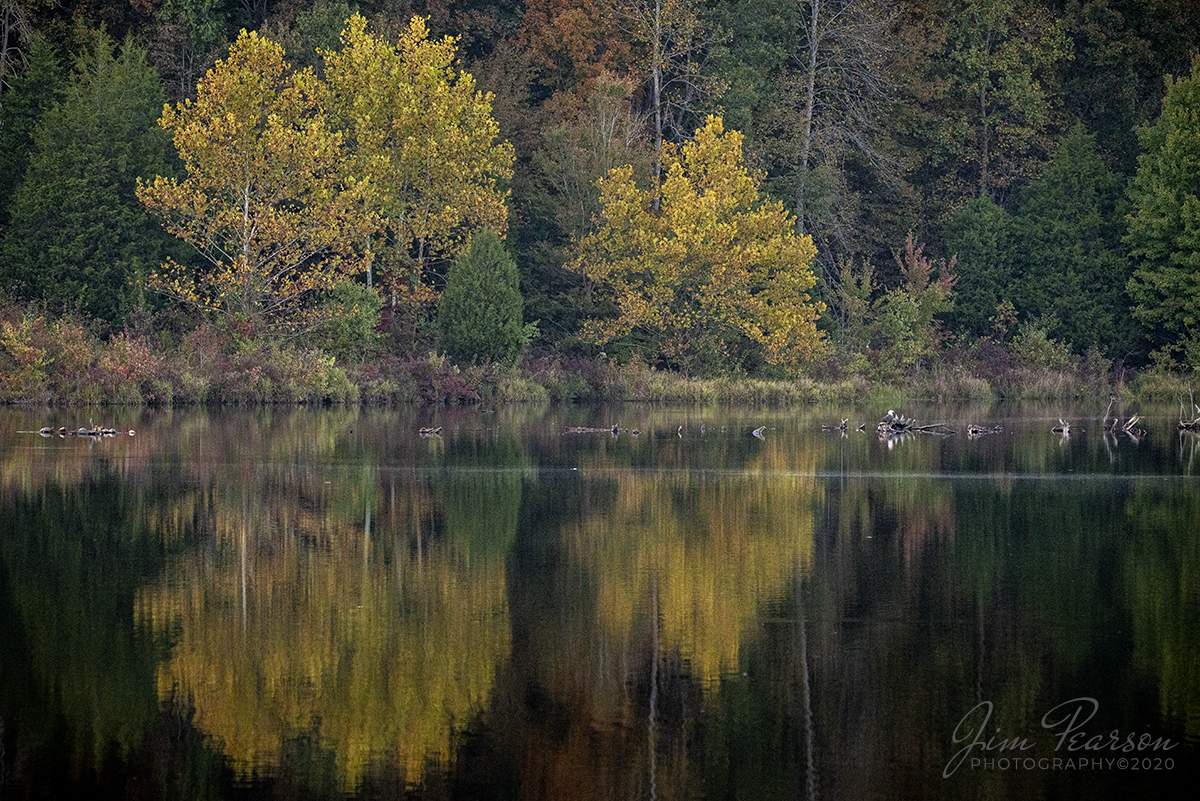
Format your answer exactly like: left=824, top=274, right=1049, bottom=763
left=0, top=346, right=1189, bottom=409
left=1, top=305, right=1193, bottom=408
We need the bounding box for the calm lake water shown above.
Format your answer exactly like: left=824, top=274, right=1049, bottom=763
left=0, top=401, right=1197, bottom=800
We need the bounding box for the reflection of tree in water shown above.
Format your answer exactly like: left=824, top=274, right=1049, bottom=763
left=574, top=472, right=818, bottom=692
left=137, top=468, right=519, bottom=790
left=1126, top=488, right=1200, bottom=742
left=805, top=475, right=1200, bottom=800
left=501, top=466, right=819, bottom=799
left=0, top=475, right=165, bottom=775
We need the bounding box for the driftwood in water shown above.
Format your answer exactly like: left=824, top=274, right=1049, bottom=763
left=1104, top=394, right=1145, bottom=435
left=1178, top=384, right=1200, bottom=431
left=19, top=421, right=122, bottom=438
left=1116, top=415, right=1144, bottom=436
left=967, top=424, right=1003, bottom=437
left=903, top=422, right=956, bottom=434
left=876, top=410, right=955, bottom=437
left=1106, top=414, right=1145, bottom=435
left=564, top=425, right=619, bottom=435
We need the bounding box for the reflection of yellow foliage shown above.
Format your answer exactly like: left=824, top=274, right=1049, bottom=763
left=137, top=516, right=510, bottom=789
left=566, top=470, right=818, bottom=692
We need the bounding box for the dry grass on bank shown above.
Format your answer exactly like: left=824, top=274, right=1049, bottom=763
left=1, top=301, right=1193, bottom=408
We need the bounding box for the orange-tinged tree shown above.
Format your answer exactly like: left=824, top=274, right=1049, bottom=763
left=569, top=116, right=826, bottom=374
left=321, top=14, right=514, bottom=345
left=136, top=29, right=376, bottom=337
left=519, top=0, right=633, bottom=95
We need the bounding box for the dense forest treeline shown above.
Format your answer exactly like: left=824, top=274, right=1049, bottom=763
left=1, top=0, right=1199, bottom=405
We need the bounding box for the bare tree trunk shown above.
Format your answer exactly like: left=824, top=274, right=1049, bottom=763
left=979, top=31, right=992, bottom=198
left=648, top=573, right=660, bottom=801
left=652, top=0, right=664, bottom=212
left=608, top=0, right=721, bottom=212
left=788, top=0, right=898, bottom=242
left=0, top=0, right=34, bottom=105
left=797, top=567, right=817, bottom=800
left=796, top=0, right=822, bottom=236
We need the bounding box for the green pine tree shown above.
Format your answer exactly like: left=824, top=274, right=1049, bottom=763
left=0, top=31, right=184, bottom=327
left=943, top=196, right=1014, bottom=339
left=1125, top=55, right=1200, bottom=367
left=438, top=229, right=526, bottom=365
left=1012, top=123, right=1138, bottom=360
left=0, top=36, right=66, bottom=228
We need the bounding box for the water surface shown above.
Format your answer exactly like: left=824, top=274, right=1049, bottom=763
left=1, top=402, right=1196, bottom=799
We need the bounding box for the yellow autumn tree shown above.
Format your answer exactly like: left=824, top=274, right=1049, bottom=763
left=568, top=116, right=826, bottom=374
left=136, top=30, right=376, bottom=337
left=321, top=14, right=514, bottom=349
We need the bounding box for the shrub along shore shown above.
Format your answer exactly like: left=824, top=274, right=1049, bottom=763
left=2, top=304, right=1193, bottom=409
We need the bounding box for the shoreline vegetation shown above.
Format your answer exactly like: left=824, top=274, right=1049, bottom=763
left=2, top=302, right=1194, bottom=409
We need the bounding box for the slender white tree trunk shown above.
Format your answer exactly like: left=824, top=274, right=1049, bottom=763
left=796, top=0, right=822, bottom=236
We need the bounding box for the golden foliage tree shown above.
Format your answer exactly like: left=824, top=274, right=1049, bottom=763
left=568, top=116, right=826, bottom=374
left=138, top=16, right=513, bottom=343
left=136, top=29, right=376, bottom=337
left=321, top=14, right=514, bottom=344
